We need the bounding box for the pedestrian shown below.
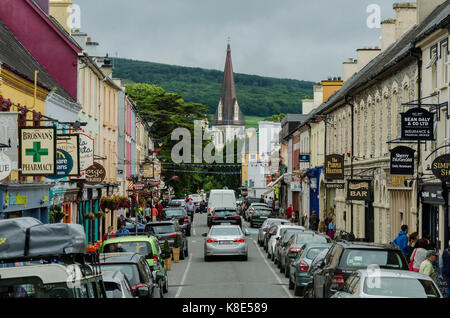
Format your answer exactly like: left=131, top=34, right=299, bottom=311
left=102, top=226, right=116, bottom=241
left=326, top=212, right=335, bottom=240
left=286, top=204, right=293, bottom=221
left=117, top=214, right=126, bottom=229
left=267, top=197, right=273, bottom=210
left=144, top=203, right=151, bottom=218
left=419, top=250, right=438, bottom=283
left=411, top=238, right=429, bottom=272
left=186, top=199, right=195, bottom=222
left=156, top=200, right=163, bottom=215
left=423, top=233, right=436, bottom=250
left=274, top=199, right=280, bottom=216
left=407, top=232, right=419, bottom=260
left=309, top=210, right=320, bottom=232
left=115, top=224, right=130, bottom=237
left=393, top=224, right=409, bottom=258
left=152, top=203, right=159, bottom=223
left=440, top=241, right=450, bottom=298
left=318, top=220, right=327, bottom=234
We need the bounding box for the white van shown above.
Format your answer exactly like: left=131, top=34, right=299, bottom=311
left=207, top=189, right=237, bottom=213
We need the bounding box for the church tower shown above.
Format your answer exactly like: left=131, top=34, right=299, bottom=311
left=211, top=43, right=246, bottom=147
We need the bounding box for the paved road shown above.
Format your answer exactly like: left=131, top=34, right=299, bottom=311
left=164, top=213, right=295, bottom=298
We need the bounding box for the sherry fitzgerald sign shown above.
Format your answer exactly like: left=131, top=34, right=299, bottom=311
left=325, top=155, right=344, bottom=180
left=431, top=154, right=450, bottom=182
left=401, top=108, right=434, bottom=140
left=390, top=146, right=415, bottom=175
left=347, top=180, right=372, bottom=201
left=19, top=127, right=57, bottom=176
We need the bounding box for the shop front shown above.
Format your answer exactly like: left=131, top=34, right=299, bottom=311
left=78, top=185, right=103, bottom=244
left=420, top=183, right=447, bottom=251
left=0, top=184, right=51, bottom=223
left=306, top=167, right=321, bottom=218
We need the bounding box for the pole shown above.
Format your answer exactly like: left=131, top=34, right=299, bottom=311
left=324, top=117, right=327, bottom=220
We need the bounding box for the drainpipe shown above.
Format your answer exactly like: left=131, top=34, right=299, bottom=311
left=345, top=95, right=354, bottom=235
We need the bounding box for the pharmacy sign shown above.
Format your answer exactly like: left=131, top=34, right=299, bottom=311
left=19, top=127, right=56, bottom=176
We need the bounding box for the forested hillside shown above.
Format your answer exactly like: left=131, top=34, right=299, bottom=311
left=112, top=58, right=314, bottom=117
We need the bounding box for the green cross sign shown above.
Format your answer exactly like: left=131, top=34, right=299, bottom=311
left=25, top=142, right=48, bottom=163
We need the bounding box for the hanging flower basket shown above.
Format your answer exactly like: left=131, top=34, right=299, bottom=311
left=85, top=213, right=95, bottom=220
left=94, top=211, right=105, bottom=219
left=115, top=196, right=131, bottom=209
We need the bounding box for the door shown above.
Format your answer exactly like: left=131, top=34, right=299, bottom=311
left=422, top=204, right=439, bottom=249
left=365, top=199, right=375, bottom=242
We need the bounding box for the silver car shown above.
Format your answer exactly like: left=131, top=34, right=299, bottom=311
left=203, top=225, right=248, bottom=261
left=331, top=269, right=443, bottom=298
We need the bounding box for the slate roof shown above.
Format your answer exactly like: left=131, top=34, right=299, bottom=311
left=0, top=20, right=74, bottom=102
left=213, top=44, right=246, bottom=126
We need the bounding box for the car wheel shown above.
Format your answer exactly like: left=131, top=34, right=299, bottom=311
left=241, top=255, right=248, bottom=261
left=267, top=250, right=271, bottom=259
left=186, top=227, right=191, bottom=237
left=280, top=261, right=285, bottom=273
left=163, top=276, right=169, bottom=293
left=204, top=255, right=210, bottom=262
left=271, top=252, right=275, bottom=262
left=294, top=284, right=303, bottom=297
left=184, top=244, right=189, bottom=257
left=289, top=277, right=294, bottom=290
left=180, top=245, right=185, bottom=260
left=284, top=264, right=289, bottom=278
left=274, top=256, right=278, bottom=265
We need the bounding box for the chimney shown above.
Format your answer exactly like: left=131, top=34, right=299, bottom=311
left=417, top=0, right=446, bottom=24
left=49, top=0, right=73, bottom=34
left=86, top=37, right=100, bottom=57
left=381, top=19, right=396, bottom=51
left=356, top=47, right=381, bottom=72
left=71, top=30, right=88, bottom=50
left=101, top=54, right=114, bottom=77
left=35, top=0, right=49, bottom=14
left=393, top=2, right=417, bottom=40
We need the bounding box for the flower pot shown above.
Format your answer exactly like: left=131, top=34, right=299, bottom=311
left=172, top=247, right=180, bottom=263
left=164, top=258, right=172, bottom=270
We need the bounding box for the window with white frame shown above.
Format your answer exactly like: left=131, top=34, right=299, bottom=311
left=443, top=41, right=448, bottom=85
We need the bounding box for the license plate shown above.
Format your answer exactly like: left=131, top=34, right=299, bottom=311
left=219, top=241, right=233, bottom=245
left=260, top=216, right=268, bottom=219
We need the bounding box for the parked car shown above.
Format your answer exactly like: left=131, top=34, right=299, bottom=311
left=209, top=207, right=241, bottom=227
left=245, top=203, right=270, bottom=221
left=249, top=209, right=272, bottom=228
left=331, top=269, right=442, bottom=298
left=264, top=223, right=304, bottom=253
left=125, top=217, right=145, bottom=234
left=102, top=270, right=135, bottom=298
left=144, top=221, right=189, bottom=260
left=100, top=253, right=164, bottom=298
left=0, top=262, right=106, bottom=298
left=299, top=247, right=332, bottom=298
left=168, top=199, right=186, bottom=208
left=203, top=224, right=248, bottom=261
left=311, top=241, right=409, bottom=298
left=159, top=207, right=191, bottom=236
left=267, top=224, right=305, bottom=261
left=274, top=228, right=307, bottom=267
left=288, top=243, right=333, bottom=296
left=207, top=189, right=237, bottom=215
left=100, top=235, right=169, bottom=293
left=257, top=218, right=291, bottom=246
left=280, top=232, right=331, bottom=277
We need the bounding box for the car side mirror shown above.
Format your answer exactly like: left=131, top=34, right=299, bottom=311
left=137, top=286, right=149, bottom=297
left=202, top=233, right=207, bottom=237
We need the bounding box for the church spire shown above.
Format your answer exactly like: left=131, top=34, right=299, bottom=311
left=213, top=43, right=245, bottom=126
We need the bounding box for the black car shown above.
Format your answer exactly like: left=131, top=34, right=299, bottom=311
left=100, top=253, right=164, bottom=298
left=242, top=197, right=264, bottom=216
left=209, top=207, right=241, bottom=227
left=310, top=241, right=409, bottom=298
left=159, top=207, right=191, bottom=236
left=145, top=221, right=189, bottom=260
left=274, top=228, right=306, bottom=267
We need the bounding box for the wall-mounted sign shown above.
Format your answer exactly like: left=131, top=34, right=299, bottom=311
left=325, top=183, right=345, bottom=189
left=79, top=133, right=94, bottom=173
left=0, top=152, right=12, bottom=181
left=347, top=180, right=372, bottom=201
left=390, top=146, right=415, bottom=175
left=142, top=163, right=154, bottom=179
left=57, top=134, right=80, bottom=176
left=46, top=149, right=74, bottom=180
left=84, top=162, right=106, bottom=185
left=0, top=112, right=18, bottom=170
left=299, top=154, right=310, bottom=162
left=19, top=127, right=57, bottom=176
left=401, top=108, right=434, bottom=140
left=325, top=155, right=344, bottom=180
left=431, top=154, right=450, bottom=182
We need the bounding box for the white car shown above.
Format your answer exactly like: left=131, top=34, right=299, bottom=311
left=267, top=224, right=305, bottom=261
left=203, top=224, right=248, bottom=261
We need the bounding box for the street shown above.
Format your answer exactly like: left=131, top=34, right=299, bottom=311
left=165, top=213, right=294, bottom=298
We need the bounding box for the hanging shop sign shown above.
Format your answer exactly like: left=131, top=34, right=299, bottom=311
left=19, top=126, right=57, bottom=176
left=0, top=152, right=12, bottom=181
left=57, top=134, right=80, bottom=176
left=142, top=163, right=154, bottom=179
left=401, top=108, right=434, bottom=140
left=325, top=183, right=345, bottom=189
left=134, top=182, right=146, bottom=191
left=299, top=154, right=310, bottom=162
left=325, top=155, right=344, bottom=180
left=149, top=181, right=160, bottom=187
left=431, top=154, right=450, bottom=182
left=46, top=149, right=74, bottom=180
left=347, top=180, right=372, bottom=201
left=390, top=146, right=415, bottom=175
left=153, top=163, right=161, bottom=180
left=84, top=162, right=106, bottom=185
left=78, top=133, right=94, bottom=173
left=0, top=112, right=18, bottom=169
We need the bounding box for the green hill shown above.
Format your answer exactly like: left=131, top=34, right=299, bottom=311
left=112, top=58, right=314, bottom=117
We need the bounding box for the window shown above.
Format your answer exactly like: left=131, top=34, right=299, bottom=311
left=429, top=47, right=438, bottom=90
left=443, top=42, right=448, bottom=85
left=363, top=277, right=440, bottom=298
left=340, top=249, right=407, bottom=269
left=0, top=284, right=36, bottom=298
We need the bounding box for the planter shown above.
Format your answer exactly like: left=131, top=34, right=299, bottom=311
left=164, top=258, right=172, bottom=270
left=172, top=247, right=180, bottom=263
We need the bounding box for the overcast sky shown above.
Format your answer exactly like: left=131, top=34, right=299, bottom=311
left=73, top=0, right=398, bottom=82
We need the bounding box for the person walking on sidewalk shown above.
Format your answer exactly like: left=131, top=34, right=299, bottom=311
left=419, top=250, right=438, bottom=283
left=411, top=239, right=429, bottom=272
left=285, top=204, right=293, bottom=221
left=152, top=204, right=159, bottom=222
left=393, top=225, right=409, bottom=258
left=441, top=241, right=450, bottom=298
left=309, top=210, right=320, bottom=232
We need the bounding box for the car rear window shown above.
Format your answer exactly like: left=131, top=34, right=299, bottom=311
left=103, top=241, right=153, bottom=257
left=306, top=247, right=329, bottom=260
left=254, top=210, right=272, bottom=216
left=100, top=264, right=140, bottom=286
left=210, top=227, right=242, bottom=236
left=214, top=210, right=237, bottom=216
left=148, top=224, right=176, bottom=234
left=363, top=277, right=440, bottom=298
left=340, top=249, right=407, bottom=269
left=295, top=234, right=329, bottom=244
left=164, top=209, right=185, bottom=216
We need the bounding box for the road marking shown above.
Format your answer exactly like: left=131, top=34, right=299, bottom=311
left=175, top=249, right=193, bottom=298
left=252, top=239, right=293, bottom=298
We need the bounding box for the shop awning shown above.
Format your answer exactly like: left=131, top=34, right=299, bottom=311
left=262, top=174, right=285, bottom=196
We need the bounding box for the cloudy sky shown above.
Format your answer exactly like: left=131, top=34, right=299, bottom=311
left=73, top=0, right=398, bottom=82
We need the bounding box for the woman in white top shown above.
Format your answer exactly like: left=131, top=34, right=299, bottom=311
left=412, top=238, right=429, bottom=272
